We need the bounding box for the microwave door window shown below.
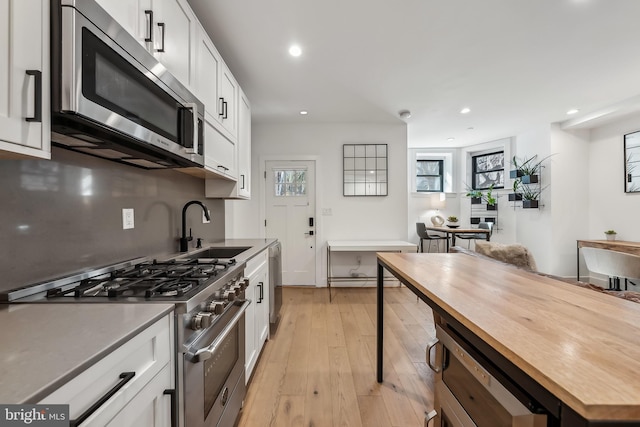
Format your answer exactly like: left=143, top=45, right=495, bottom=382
left=82, top=28, right=180, bottom=143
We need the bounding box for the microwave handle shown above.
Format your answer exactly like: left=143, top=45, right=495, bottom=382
left=183, top=103, right=199, bottom=155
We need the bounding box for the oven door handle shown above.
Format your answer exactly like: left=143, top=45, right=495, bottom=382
left=426, top=338, right=442, bottom=373
left=186, top=299, right=250, bottom=363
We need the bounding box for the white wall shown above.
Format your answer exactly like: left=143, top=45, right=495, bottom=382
left=226, top=122, right=408, bottom=285
left=549, top=124, right=590, bottom=277
left=588, top=114, right=640, bottom=241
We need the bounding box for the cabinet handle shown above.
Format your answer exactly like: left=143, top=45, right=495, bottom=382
left=258, top=282, right=263, bottom=303
left=144, top=10, right=153, bottom=43
left=223, top=101, right=228, bottom=119
left=69, top=371, right=135, bottom=426
left=163, top=389, right=177, bottom=427
left=25, top=70, right=42, bottom=123
left=156, top=22, right=165, bottom=52
left=241, top=174, right=245, bottom=190
left=217, top=165, right=229, bottom=172
left=426, top=338, right=441, bottom=373
left=219, top=97, right=225, bottom=117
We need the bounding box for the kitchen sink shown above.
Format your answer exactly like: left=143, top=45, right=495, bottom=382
left=182, top=246, right=252, bottom=259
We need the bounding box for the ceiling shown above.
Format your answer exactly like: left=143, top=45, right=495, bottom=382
left=187, top=0, right=640, bottom=147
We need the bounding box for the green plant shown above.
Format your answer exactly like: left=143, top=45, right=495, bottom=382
left=465, top=184, right=483, bottom=199
left=511, top=154, right=553, bottom=176
left=512, top=179, right=521, bottom=193
left=604, top=230, right=617, bottom=235
left=483, top=183, right=496, bottom=206
left=520, top=184, right=544, bottom=201
left=447, top=215, right=458, bottom=222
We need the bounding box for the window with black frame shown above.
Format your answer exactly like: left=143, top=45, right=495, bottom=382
left=416, top=159, right=444, bottom=192
left=472, top=151, right=504, bottom=190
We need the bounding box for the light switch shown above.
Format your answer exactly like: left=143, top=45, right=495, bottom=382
left=122, top=208, right=134, bottom=229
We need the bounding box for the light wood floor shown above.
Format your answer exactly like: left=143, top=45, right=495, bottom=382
left=238, top=286, right=437, bottom=427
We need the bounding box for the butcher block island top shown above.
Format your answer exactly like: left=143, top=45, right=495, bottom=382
left=377, top=252, right=640, bottom=422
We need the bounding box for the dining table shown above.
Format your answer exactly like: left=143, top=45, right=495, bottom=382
left=424, top=225, right=491, bottom=251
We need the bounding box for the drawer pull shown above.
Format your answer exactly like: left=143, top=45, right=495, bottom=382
left=163, top=389, right=177, bottom=427
left=70, top=371, right=135, bottom=426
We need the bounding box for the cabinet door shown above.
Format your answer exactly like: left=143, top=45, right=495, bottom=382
left=204, top=119, right=237, bottom=179
left=254, top=263, right=270, bottom=348
left=154, top=0, right=196, bottom=89
left=0, top=0, right=50, bottom=159
left=105, top=365, right=173, bottom=427
left=218, top=65, right=238, bottom=139
left=195, top=26, right=222, bottom=125
left=244, top=281, right=257, bottom=383
left=237, top=89, right=251, bottom=198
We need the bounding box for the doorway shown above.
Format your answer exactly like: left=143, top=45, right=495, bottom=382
left=265, top=160, right=316, bottom=285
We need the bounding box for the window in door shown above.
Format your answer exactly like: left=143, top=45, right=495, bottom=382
left=274, top=169, right=307, bottom=196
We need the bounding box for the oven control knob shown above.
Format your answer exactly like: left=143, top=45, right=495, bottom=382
left=191, top=312, right=213, bottom=330
left=223, top=290, right=236, bottom=301
left=205, top=301, right=225, bottom=315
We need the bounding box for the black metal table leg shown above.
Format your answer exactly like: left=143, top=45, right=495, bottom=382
left=377, top=261, right=384, bottom=383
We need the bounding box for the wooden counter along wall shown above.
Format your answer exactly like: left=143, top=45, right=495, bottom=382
left=377, top=252, right=640, bottom=423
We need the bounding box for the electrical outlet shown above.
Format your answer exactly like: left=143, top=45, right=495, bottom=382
left=322, top=208, right=332, bottom=216
left=202, top=210, right=211, bottom=224
left=122, top=208, right=134, bottom=229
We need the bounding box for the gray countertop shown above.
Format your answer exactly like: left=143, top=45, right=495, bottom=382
left=0, top=303, right=174, bottom=404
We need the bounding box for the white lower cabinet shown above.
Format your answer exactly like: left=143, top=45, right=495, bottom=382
left=244, top=250, right=270, bottom=382
left=39, top=314, right=174, bottom=427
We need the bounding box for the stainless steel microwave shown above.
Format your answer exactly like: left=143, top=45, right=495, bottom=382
left=51, top=0, right=205, bottom=169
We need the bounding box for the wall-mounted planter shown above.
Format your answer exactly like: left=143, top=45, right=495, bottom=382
left=522, top=200, right=539, bottom=209
left=470, top=217, right=481, bottom=225
left=509, top=170, right=524, bottom=179
left=484, top=218, right=496, bottom=224
left=470, top=197, right=482, bottom=204
left=508, top=193, right=523, bottom=201
left=521, top=175, right=539, bottom=184
left=486, top=204, right=497, bottom=211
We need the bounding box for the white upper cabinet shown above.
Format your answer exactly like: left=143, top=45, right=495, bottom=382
left=218, top=66, right=238, bottom=140
left=195, top=29, right=222, bottom=125
left=205, top=87, right=251, bottom=198
left=0, top=0, right=50, bottom=159
left=96, top=0, right=196, bottom=90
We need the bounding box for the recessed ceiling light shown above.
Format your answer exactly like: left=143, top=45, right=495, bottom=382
left=467, top=127, right=474, bottom=130
left=447, top=137, right=455, bottom=142
left=299, top=110, right=308, bottom=115
left=460, top=107, right=471, bottom=114
left=567, top=108, right=579, bottom=115
left=289, top=45, right=302, bottom=57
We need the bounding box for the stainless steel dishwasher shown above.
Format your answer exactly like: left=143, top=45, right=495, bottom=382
left=269, top=241, right=282, bottom=334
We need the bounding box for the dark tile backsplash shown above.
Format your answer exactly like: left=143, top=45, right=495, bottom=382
left=1, top=147, right=224, bottom=291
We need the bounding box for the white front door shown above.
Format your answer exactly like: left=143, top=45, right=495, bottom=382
left=265, top=160, right=316, bottom=285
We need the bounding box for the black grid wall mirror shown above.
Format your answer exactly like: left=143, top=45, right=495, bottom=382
left=343, top=144, right=388, bottom=196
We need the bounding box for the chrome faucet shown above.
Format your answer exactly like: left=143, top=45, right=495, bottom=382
left=180, top=200, right=210, bottom=252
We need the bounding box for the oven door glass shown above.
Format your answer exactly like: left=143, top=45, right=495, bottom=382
left=81, top=27, right=186, bottom=144
left=203, top=323, right=239, bottom=418
left=443, top=349, right=512, bottom=427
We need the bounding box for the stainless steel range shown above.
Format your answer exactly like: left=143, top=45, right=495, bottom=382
left=1, top=255, right=249, bottom=427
